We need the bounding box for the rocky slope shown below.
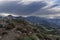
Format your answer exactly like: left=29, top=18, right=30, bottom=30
left=0, top=15, right=60, bottom=40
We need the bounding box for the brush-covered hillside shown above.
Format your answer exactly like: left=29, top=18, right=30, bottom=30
left=0, top=15, right=60, bottom=40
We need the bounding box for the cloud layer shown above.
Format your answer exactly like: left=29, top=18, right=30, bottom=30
left=0, top=0, right=60, bottom=17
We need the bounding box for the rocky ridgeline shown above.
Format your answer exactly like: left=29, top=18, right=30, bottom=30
left=0, top=16, right=60, bottom=40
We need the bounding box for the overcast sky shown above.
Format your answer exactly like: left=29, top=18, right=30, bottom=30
left=0, top=0, right=60, bottom=18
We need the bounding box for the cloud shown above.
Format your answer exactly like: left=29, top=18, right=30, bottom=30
left=0, top=0, right=60, bottom=17
left=49, top=4, right=60, bottom=8
left=0, top=1, right=47, bottom=15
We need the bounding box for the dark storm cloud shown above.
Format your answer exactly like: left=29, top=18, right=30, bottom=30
left=0, top=1, right=47, bottom=15
left=0, top=1, right=23, bottom=13
left=20, top=2, right=47, bottom=15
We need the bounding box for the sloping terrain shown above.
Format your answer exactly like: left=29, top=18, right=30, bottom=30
left=0, top=16, right=60, bottom=40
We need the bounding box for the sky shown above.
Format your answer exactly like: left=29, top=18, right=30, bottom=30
left=0, top=0, right=60, bottom=18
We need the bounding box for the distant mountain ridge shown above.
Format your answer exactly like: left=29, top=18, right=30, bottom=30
left=25, top=16, right=60, bottom=29
left=0, top=15, right=60, bottom=29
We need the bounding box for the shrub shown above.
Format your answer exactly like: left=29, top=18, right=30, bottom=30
left=18, top=35, right=38, bottom=40
left=5, top=23, right=15, bottom=30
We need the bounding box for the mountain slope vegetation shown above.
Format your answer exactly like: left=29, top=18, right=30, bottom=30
left=0, top=15, right=60, bottom=40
